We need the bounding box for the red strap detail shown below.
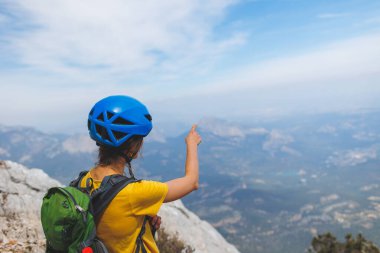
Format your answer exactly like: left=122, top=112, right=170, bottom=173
left=82, top=247, right=93, bottom=253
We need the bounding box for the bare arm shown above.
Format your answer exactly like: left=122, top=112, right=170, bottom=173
left=164, top=125, right=201, bottom=202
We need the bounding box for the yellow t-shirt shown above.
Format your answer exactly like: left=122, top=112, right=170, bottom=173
left=80, top=171, right=168, bottom=253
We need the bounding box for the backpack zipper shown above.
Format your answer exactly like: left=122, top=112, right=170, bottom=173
left=59, top=187, right=88, bottom=223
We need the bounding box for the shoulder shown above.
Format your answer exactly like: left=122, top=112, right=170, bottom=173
left=124, top=180, right=168, bottom=215
left=122, top=180, right=168, bottom=195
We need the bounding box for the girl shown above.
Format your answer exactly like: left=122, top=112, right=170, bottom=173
left=82, top=95, right=201, bottom=253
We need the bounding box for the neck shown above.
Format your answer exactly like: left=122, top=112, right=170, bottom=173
left=109, top=164, right=125, bottom=175
left=108, top=156, right=126, bottom=173
left=93, top=157, right=126, bottom=179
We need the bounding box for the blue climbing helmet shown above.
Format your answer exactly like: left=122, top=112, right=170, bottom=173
left=88, top=95, right=152, bottom=147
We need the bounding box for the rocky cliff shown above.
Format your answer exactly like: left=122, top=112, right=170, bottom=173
left=159, top=201, right=239, bottom=253
left=0, top=160, right=60, bottom=252
left=0, top=160, right=239, bottom=253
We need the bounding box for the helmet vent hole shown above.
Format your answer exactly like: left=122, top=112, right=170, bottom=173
left=89, top=108, right=94, bottom=116
left=107, top=111, right=115, bottom=120
left=145, top=114, right=152, bottom=121
left=97, top=113, right=105, bottom=122
left=95, top=124, right=103, bottom=135
left=95, top=124, right=111, bottom=141
left=112, top=130, right=128, bottom=141
left=113, top=117, right=134, bottom=125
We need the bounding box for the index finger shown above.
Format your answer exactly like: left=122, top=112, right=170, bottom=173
left=191, top=124, right=197, bottom=132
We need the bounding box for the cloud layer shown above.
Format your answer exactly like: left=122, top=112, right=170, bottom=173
left=1, top=0, right=243, bottom=78
left=1, top=1, right=380, bottom=133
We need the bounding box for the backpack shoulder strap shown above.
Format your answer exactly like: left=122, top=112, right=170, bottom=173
left=69, top=170, right=89, bottom=188
left=135, top=216, right=149, bottom=253
left=89, top=175, right=150, bottom=252
left=90, top=174, right=140, bottom=223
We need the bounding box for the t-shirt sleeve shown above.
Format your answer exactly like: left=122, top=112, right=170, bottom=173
left=128, top=180, right=168, bottom=216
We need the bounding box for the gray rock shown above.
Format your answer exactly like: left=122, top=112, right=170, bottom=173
left=159, top=200, right=240, bottom=253
left=0, top=160, right=240, bottom=253
left=0, top=160, right=60, bottom=253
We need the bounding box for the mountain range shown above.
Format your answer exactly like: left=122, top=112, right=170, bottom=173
left=1, top=110, right=379, bottom=253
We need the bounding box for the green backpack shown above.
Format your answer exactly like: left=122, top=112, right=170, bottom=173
left=41, top=171, right=150, bottom=253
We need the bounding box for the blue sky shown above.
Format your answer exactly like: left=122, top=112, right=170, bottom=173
left=0, top=0, right=379, bottom=134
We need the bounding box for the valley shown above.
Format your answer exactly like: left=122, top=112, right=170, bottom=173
left=1, top=110, right=379, bottom=253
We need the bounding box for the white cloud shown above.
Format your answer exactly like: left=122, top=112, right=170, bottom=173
left=149, top=33, right=380, bottom=127
left=0, top=0, right=247, bottom=133
left=1, top=1, right=379, bottom=133
left=326, top=146, right=378, bottom=167
left=194, top=33, right=380, bottom=95
left=2, top=0, right=243, bottom=77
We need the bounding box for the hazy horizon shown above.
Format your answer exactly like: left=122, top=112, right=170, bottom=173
left=1, top=0, right=379, bottom=134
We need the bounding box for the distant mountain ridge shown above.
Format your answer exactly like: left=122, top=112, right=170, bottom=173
left=1, top=111, right=380, bottom=253
left=0, top=125, right=95, bottom=182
